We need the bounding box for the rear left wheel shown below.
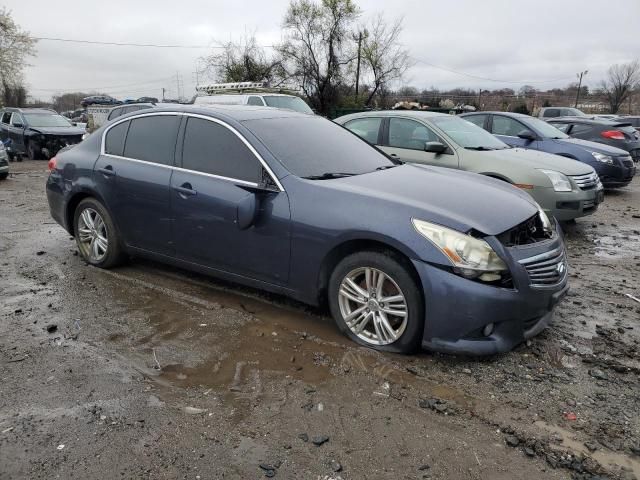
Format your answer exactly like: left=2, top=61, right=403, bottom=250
left=328, top=251, right=424, bottom=353
left=73, top=198, right=125, bottom=268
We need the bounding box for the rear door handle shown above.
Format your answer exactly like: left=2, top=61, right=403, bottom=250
left=174, top=183, right=197, bottom=197
left=98, top=165, right=115, bottom=176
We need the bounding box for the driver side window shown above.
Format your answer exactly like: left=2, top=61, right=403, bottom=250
left=10, top=113, right=24, bottom=126
left=491, top=116, right=527, bottom=137
left=388, top=118, right=441, bottom=151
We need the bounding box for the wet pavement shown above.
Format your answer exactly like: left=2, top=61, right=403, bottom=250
left=1, top=161, right=639, bottom=480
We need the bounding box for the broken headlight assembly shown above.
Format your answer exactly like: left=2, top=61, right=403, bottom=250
left=412, top=219, right=508, bottom=282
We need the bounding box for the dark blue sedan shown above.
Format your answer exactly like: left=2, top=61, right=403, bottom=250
left=461, top=111, right=636, bottom=188
left=46, top=105, right=568, bottom=355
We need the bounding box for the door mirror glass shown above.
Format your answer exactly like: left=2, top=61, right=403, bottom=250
left=517, top=130, right=537, bottom=141
left=424, top=141, right=447, bottom=154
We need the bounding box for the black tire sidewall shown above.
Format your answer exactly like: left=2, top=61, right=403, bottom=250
left=73, top=198, right=123, bottom=268
left=0, top=172, right=7, bottom=180
left=328, top=251, right=424, bottom=353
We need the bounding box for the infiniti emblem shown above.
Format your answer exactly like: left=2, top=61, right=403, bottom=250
left=556, top=262, right=566, bottom=275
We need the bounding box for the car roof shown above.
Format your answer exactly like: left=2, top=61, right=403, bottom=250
left=2, top=107, right=58, bottom=114
left=118, top=104, right=308, bottom=122
left=461, top=111, right=531, bottom=119
left=337, top=110, right=450, bottom=121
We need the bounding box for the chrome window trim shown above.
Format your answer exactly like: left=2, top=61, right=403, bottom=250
left=100, top=111, right=284, bottom=191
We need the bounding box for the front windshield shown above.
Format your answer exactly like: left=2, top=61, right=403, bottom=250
left=527, top=117, right=569, bottom=139
left=24, top=113, right=73, bottom=128
left=263, top=96, right=314, bottom=115
left=431, top=116, right=509, bottom=149
left=244, top=116, right=394, bottom=178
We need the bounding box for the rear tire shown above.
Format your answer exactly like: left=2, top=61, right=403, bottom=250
left=73, top=198, right=125, bottom=268
left=328, top=250, right=424, bottom=353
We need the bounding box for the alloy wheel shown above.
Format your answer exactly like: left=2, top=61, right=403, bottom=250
left=338, top=267, right=408, bottom=345
left=77, top=208, right=108, bottom=262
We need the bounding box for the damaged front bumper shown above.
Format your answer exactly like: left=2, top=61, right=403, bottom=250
left=414, top=233, right=568, bottom=355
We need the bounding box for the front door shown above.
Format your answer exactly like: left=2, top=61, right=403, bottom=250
left=94, top=114, right=180, bottom=255
left=490, top=115, right=533, bottom=149
left=8, top=113, right=26, bottom=154
left=172, top=116, right=291, bottom=286
left=380, top=117, right=459, bottom=169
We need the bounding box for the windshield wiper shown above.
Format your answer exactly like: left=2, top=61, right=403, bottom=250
left=465, top=146, right=496, bottom=151
left=375, top=164, right=400, bottom=171
left=303, top=172, right=357, bottom=180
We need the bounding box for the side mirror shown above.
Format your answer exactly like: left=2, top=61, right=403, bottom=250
left=424, top=141, right=447, bottom=154
left=236, top=192, right=258, bottom=230
left=517, top=130, right=537, bottom=141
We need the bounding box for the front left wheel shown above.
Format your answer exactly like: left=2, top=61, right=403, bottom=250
left=328, top=251, right=424, bottom=353
left=73, top=198, right=125, bottom=268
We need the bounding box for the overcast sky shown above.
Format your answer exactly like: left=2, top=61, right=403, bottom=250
left=5, top=0, right=639, bottom=101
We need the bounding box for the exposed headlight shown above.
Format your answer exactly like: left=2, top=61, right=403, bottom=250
left=538, top=207, right=554, bottom=235
left=539, top=169, right=572, bottom=192
left=591, top=152, right=613, bottom=164
left=412, top=219, right=508, bottom=281
left=81, top=133, right=89, bottom=141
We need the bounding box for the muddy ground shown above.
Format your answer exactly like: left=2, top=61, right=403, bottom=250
left=0, top=160, right=639, bottom=480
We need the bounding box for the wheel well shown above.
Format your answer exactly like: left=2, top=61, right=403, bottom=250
left=317, top=239, right=423, bottom=306
left=65, top=193, right=93, bottom=235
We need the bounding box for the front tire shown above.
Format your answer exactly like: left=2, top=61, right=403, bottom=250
left=73, top=198, right=125, bottom=268
left=26, top=141, right=41, bottom=160
left=328, top=251, right=424, bottom=353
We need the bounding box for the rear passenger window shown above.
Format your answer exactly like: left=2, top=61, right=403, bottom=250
left=181, top=117, right=262, bottom=182
left=247, top=96, right=264, bottom=106
left=1, top=112, right=11, bottom=124
left=105, top=121, right=129, bottom=156
left=570, top=124, right=592, bottom=135
left=107, top=108, right=122, bottom=121
left=344, top=118, right=382, bottom=144
left=463, top=115, right=487, bottom=129
left=123, top=115, right=179, bottom=165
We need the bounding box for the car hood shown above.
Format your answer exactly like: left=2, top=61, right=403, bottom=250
left=27, top=126, right=86, bottom=136
left=480, top=147, right=592, bottom=175
left=317, top=164, right=539, bottom=236
left=555, top=138, right=630, bottom=156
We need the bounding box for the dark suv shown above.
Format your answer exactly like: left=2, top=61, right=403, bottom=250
left=0, top=108, right=86, bottom=160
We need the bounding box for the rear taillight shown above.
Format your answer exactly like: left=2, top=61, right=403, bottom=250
left=601, top=130, right=625, bottom=140
left=48, top=156, right=57, bottom=171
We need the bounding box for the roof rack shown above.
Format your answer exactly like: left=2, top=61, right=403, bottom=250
left=195, top=81, right=299, bottom=96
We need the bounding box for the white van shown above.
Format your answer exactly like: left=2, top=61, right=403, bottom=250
left=193, top=82, right=314, bottom=115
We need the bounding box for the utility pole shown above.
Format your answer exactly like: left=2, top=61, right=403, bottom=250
left=574, top=70, right=588, bottom=108
left=354, top=30, right=367, bottom=100
left=162, top=88, right=166, bottom=101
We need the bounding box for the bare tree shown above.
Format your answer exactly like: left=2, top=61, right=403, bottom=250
left=278, top=0, right=360, bottom=115
left=202, top=33, right=284, bottom=84
left=360, top=15, right=411, bottom=106
left=600, top=60, right=640, bottom=113
left=0, top=8, right=36, bottom=104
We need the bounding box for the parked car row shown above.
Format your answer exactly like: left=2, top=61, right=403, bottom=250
left=459, top=112, right=637, bottom=188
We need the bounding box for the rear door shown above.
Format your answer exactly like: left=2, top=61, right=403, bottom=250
left=94, top=113, right=180, bottom=255
left=172, top=115, right=291, bottom=285
left=0, top=111, right=11, bottom=147
left=380, top=117, right=459, bottom=169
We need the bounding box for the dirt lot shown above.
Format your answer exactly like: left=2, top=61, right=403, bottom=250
left=1, top=160, right=639, bottom=480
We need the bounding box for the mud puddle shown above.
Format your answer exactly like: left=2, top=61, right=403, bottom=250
left=96, top=263, right=474, bottom=408
left=535, top=421, right=640, bottom=477
left=592, top=227, right=640, bottom=259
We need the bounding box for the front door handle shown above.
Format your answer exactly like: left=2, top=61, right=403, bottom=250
left=174, top=183, right=197, bottom=197
left=98, top=165, right=115, bottom=176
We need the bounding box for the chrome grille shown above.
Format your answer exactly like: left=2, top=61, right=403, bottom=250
left=570, top=171, right=599, bottom=190
left=519, top=247, right=567, bottom=288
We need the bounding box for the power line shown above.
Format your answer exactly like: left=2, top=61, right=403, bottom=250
left=29, top=76, right=177, bottom=93
left=33, top=36, right=274, bottom=49
left=411, top=57, right=575, bottom=85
